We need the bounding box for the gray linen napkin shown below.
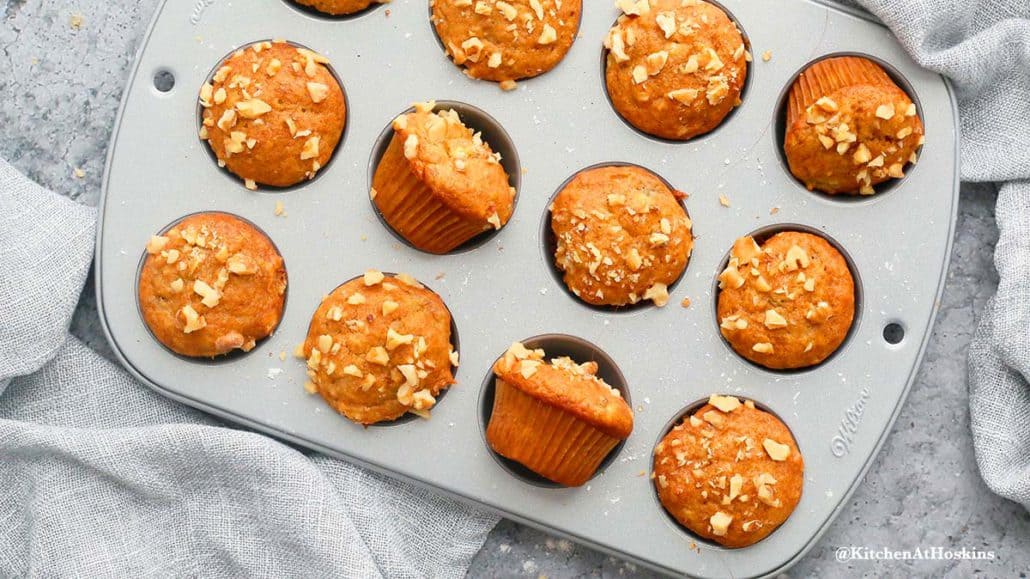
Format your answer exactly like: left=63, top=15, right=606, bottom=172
left=846, top=0, right=1030, bottom=511
left=0, top=157, right=498, bottom=576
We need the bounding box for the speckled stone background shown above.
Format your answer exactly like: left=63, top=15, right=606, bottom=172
left=2, top=1, right=1028, bottom=577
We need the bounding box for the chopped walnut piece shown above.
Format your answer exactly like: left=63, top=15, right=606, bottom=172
left=632, top=65, right=648, bottom=84
left=763, top=438, right=790, bottom=461
left=306, top=82, right=330, bottom=103
left=764, top=309, right=788, bottom=329
left=709, top=394, right=741, bottom=413
left=702, top=410, right=725, bottom=427
left=616, top=0, right=650, bottom=16
left=537, top=24, right=557, bottom=45
left=366, top=346, right=390, bottom=366
left=146, top=236, right=169, bottom=254
left=752, top=342, right=774, bottom=354
left=710, top=512, right=732, bottom=536
left=403, top=134, right=419, bottom=159
left=643, top=282, right=669, bottom=307
left=386, top=327, right=415, bottom=351
left=235, top=99, right=272, bottom=119
left=180, top=304, right=206, bottom=333
left=300, top=136, right=320, bottom=160
left=875, top=103, right=896, bottom=120
left=783, top=245, right=810, bottom=271
left=718, top=265, right=745, bottom=290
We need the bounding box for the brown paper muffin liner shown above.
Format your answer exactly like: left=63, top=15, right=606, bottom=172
left=787, top=56, right=898, bottom=127
left=486, top=379, right=621, bottom=487
left=372, top=133, right=488, bottom=254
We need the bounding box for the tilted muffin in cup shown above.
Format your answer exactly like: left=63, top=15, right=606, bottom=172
left=487, top=342, right=634, bottom=486
left=784, top=55, right=924, bottom=195
left=199, top=40, right=346, bottom=190
left=371, top=101, right=516, bottom=254
left=604, top=0, right=749, bottom=140
left=654, top=395, right=804, bottom=548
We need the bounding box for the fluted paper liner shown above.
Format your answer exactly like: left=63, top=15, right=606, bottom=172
left=372, top=133, right=488, bottom=254
left=486, top=378, right=621, bottom=487
left=787, top=56, right=899, bottom=127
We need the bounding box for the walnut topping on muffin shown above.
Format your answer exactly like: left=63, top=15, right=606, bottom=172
left=302, top=272, right=457, bottom=424
left=653, top=396, right=803, bottom=547
left=200, top=40, right=346, bottom=189
left=550, top=165, right=692, bottom=307
left=717, top=232, right=855, bottom=369
left=605, top=0, right=748, bottom=140
left=431, top=0, right=583, bottom=86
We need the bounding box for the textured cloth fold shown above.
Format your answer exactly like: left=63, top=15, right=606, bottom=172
left=851, top=0, right=1030, bottom=510
left=0, top=158, right=498, bottom=577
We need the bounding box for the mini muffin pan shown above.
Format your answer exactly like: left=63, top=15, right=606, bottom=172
left=96, top=0, right=959, bottom=576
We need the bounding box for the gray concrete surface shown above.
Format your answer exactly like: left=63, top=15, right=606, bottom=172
left=2, top=1, right=1028, bottom=576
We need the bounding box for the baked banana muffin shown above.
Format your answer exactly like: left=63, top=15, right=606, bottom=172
left=139, top=212, right=287, bottom=357
left=550, top=165, right=692, bottom=307
left=371, top=101, right=516, bottom=253
left=604, top=0, right=748, bottom=140
left=717, top=232, right=855, bottom=370
left=199, top=40, right=346, bottom=189
left=487, top=341, right=633, bottom=486
left=784, top=56, right=924, bottom=195
left=302, top=271, right=458, bottom=424
left=431, top=0, right=582, bottom=88
left=654, top=395, right=804, bottom=548
left=292, top=0, right=387, bottom=16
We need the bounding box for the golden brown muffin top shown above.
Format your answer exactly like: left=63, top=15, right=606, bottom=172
left=604, top=0, right=748, bottom=140
left=784, top=57, right=924, bottom=195
left=550, top=165, right=692, bottom=307
left=431, top=0, right=582, bottom=87
left=199, top=40, right=346, bottom=189
left=492, top=342, right=634, bottom=439
left=653, top=395, right=804, bottom=548
left=292, top=0, right=385, bottom=16
left=717, top=232, right=855, bottom=370
left=138, top=213, right=287, bottom=358
left=302, top=272, right=457, bottom=425
left=379, top=101, right=516, bottom=227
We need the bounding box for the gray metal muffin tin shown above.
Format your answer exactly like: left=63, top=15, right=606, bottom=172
left=96, top=0, right=959, bottom=576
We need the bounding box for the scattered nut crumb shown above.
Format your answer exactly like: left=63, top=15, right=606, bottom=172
left=69, top=14, right=84, bottom=29
left=73, top=167, right=85, bottom=179
left=719, top=194, right=731, bottom=207
left=680, top=297, right=691, bottom=308
left=274, top=201, right=285, bottom=216
left=761, top=50, right=772, bottom=62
